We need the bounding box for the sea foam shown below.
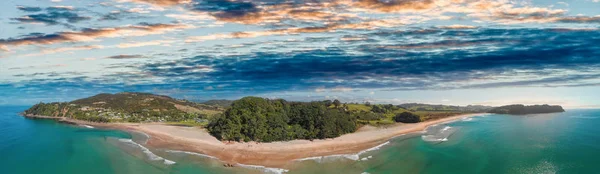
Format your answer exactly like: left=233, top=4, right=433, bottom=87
left=296, top=141, right=390, bottom=163
left=165, top=150, right=217, bottom=159
left=118, top=139, right=176, bottom=165
left=236, top=163, right=289, bottom=174
left=422, top=126, right=455, bottom=142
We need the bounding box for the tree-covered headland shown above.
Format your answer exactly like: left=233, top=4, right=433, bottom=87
left=206, top=97, right=356, bottom=142
left=27, top=92, right=547, bottom=142
left=488, top=104, right=565, bottom=115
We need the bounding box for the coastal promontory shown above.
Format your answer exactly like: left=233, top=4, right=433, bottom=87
left=488, top=104, right=565, bottom=115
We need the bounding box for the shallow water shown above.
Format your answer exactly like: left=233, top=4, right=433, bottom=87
left=1, top=106, right=599, bottom=174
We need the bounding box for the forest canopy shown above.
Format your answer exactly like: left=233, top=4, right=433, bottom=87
left=206, top=97, right=357, bottom=142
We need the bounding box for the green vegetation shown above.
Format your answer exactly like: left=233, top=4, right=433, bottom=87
left=24, top=92, right=223, bottom=123
left=206, top=97, right=356, bottom=142
left=393, top=112, right=421, bottom=123
left=202, top=100, right=234, bottom=107
left=399, top=103, right=492, bottom=113
left=25, top=92, right=503, bottom=142
left=488, top=104, right=565, bottom=115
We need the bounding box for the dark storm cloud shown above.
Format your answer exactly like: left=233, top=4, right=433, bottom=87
left=0, top=23, right=189, bottom=48
left=11, top=6, right=90, bottom=28
left=5, top=27, right=600, bottom=105
left=138, top=28, right=600, bottom=91
left=17, top=6, right=42, bottom=12
left=106, top=54, right=146, bottom=59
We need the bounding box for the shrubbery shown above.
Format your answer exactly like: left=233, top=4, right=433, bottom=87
left=393, top=112, right=421, bottom=123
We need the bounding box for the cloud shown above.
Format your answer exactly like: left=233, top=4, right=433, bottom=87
left=186, top=19, right=404, bottom=42
left=0, top=23, right=193, bottom=50
left=17, top=6, right=42, bottom=12
left=124, top=0, right=191, bottom=7
left=47, top=6, right=75, bottom=11
left=332, top=86, right=353, bottom=92
left=12, top=6, right=88, bottom=28
left=12, top=11, right=90, bottom=26
left=106, top=54, right=146, bottom=59
left=438, top=25, right=478, bottom=29
left=557, top=16, right=600, bottom=23
left=117, top=40, right=174, bottom=48
left=0, top=45, right=10, bottom=51
left=21, top=45, right=104, bottom=57
left=350, top=0, right=436, bottom=13
left=127, top=8, right=150, bottom=13
left=165, top=13, right=213, bottom=21
left=140, top=28, right=600, bottom=92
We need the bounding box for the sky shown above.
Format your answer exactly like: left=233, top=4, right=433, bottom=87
left=0, top=0, right=599, bottom=108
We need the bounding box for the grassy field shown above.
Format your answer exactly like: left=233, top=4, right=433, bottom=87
left=347, top=103, right=474, bottom=126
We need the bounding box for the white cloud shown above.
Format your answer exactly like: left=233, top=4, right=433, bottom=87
left=127, top=8, right=150, bottom=13
left=116, top=40, right=174, bottom=48
left=315, top=87, right=326, bottom=93
left=331, top=86, right=353, bottom=92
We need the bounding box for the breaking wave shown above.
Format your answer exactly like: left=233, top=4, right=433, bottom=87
left=165, top=150, right=217, bottom=159
left=296, top=141, right=390, bottom=163
left=237, top=163, right=289, bottom=174
left=118, top=139, right=176, bottom=165
left=422, top=126, right=456, bottom=143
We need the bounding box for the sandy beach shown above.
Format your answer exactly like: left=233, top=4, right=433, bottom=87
left=24, top=113, right=484, bottom=168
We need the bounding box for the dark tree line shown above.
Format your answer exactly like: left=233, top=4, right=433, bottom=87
left=394, top=112, right=421, bottom=123
left=207, top=97, right=357, bottom=142
left=488, top=104, right=565, bottom=115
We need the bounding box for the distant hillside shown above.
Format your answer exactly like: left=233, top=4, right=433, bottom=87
left=488, top=104, right=565, bottom=115
left=201, top=99, right=233, bottom=107
left=24, top=92, right=224, bottom=123
left=399, top=103, right=492, bottom=113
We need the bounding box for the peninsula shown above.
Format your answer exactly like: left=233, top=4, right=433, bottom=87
left=21, top=92, right=561, bottom=168
left=488, top=104, right=565, bottom=115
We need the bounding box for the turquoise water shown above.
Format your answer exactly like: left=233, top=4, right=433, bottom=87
left=1, top=106, right=600, bottom=174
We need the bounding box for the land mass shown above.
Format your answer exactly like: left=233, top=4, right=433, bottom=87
left=488, top=104, right=565, bottom=115
left=21, top=92, right=564, bottom=168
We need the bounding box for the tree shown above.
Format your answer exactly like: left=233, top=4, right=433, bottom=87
left=333, top=99, right=341, bottom=108
left=207, top=97, right=358, bottom=142
left=371, top=105, right=385, bottom=113
left=394, top=112, right=421, bottom=123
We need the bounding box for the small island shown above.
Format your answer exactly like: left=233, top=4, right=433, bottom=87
left=487, top=104, right=565, bottom=115
left=20, top=92, right=564, bottom=168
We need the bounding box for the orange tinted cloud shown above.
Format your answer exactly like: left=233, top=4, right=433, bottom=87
left=351, top=0, right=435, bottom=13
left=186, top=19, right=404, bottom=43
left=126, top=0, right=190, bottom=6
left=0, top=23, right=192, bottom=49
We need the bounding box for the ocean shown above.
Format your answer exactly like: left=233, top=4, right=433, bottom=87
left=1, top=105, right=599, bottom=174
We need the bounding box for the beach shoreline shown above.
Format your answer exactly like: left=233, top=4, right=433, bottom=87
left=22, top=113, right=485, bottom=168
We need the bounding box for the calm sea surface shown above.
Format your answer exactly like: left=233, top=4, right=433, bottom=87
left=1, top=105, right=599, bottom=174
